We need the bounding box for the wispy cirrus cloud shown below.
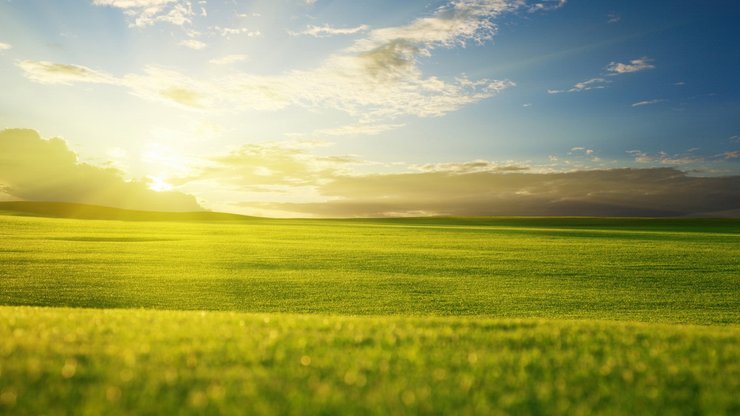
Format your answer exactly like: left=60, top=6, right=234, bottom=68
left=548, top=77, right=609, bottom=94
left=290, top=24, right=369, bottom=38
left=632, top=98, right=665, bottom=107
left=213, top=26, right=261, bottom=38
left=549, top=56, right=655, bottom=94
left=606, top=57, right=655, bottom=75
left=92, top=0, right=194, bottom=27
left=17, top=60, right=117, bottom=85
left=179, top=39, right=206, bottom=50
left=17, top=61, right=211, bottom=108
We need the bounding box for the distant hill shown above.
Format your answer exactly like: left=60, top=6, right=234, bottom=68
left=0, top=201, right=256, bottom=222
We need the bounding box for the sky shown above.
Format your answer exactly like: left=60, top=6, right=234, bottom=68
left=0, top=0, right=738, bottom=217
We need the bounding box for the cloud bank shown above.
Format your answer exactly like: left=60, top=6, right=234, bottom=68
left=186, top=142, right=740, bottom=218
left=0, top=129, right=201, bottom=211
left=255, top=168, right=740, bottom=217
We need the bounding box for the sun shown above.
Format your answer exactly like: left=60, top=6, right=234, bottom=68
left=147, top=175, right=174, bottom=192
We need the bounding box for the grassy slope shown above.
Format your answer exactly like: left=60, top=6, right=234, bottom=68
left=1, top=214, right=737, bottom=324
left=1, top=205, right=739, bottom=414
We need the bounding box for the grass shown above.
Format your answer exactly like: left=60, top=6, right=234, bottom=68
left=0, top=203, right=738, bottom=414
left=1, top=307, right=738, bottom=415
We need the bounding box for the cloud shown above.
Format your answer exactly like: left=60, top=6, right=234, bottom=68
left=291, top=24, right=369, bottom=38
left=178, top=142, right=739, bottom=218
left=0, top=42, right=11, bottom=51
left=24, top=2, right=569, bottom=121
left=606, top=57, right=655, bottom=75
left=569, top=146, right=594, bottom=155
left=214, top=26, right=261, bottom=38
left=254, top=168, right=740, bottom=217
left=92, top=0, right=194, bottom=27
left=209, top=54, right=248, bottom=65
left=527, top=0, right=567, bottom=12
left=631, top=99, right=665, bottom=107
left=17, top=60, right=117, bottom=85
left=548, top=77, right=609, bottom=94
left=17, top=61, right=212, bottom=109
left=627, top=150, right=703, bottom=165
left=362, top=0, right=518, bottom=48
left=723, top=151, right=740, bottom=160
left=179, top=39, right=206, bottom=50
left=412, top=160, right=530, bottom=174
left=0, top=129, right=201, bottom=211
left=549, top=56, right=654, bottom=94
left=182, top=140, right=363, bottom=196
left=314, top=122, right=405, bottom=137
left=607, top=12, right=620, bottom=23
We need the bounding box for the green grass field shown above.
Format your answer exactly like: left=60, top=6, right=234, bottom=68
left=1, top=203, right=738, bottom=414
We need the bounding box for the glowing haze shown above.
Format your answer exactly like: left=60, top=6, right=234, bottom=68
left=0, top=0, right=738, bottom=217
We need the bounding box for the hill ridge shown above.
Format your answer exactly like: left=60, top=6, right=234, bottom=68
left=0, top=201, right=256, bottom=222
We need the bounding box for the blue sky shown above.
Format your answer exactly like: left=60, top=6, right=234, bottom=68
left=0, top=0, right=738, bottom=216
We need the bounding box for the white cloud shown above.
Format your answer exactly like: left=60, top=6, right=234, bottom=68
left=527, top=0, right=567, bottom=12
left=209, top=54, right=248, bottom=65
left=92, top=0, right=194, bottom=27
left=549, top=56, right=655, bottom=94
left=607, top=12, right=620, bottom=23
left=179, top=39, right=206, bottom=50
left=214, top=26, right=261, bottom=38
left=606, top=57, right=655, bottom=75
left=291, top=24, right=369, bottom=38
left=362, top=0, right=519, bottom=49
left=632, top=99, right=665, bottom=107
left=17, top=60, right=118, bottom=85
left=26, top=1, right=569, bottom=120
left=570, top=146, right=594, bottom=155
left=0, top=42, right=11, bottom=51
left=627, top=150, right=703, bottom=165
left=314, top=122, right=404, bottom=137
left=548, top=77, right=609, bottom=94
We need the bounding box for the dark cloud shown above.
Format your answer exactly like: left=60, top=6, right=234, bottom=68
left=255, top=168, right=740, bottom=217
left=0, top=129, right=202, bottom=212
